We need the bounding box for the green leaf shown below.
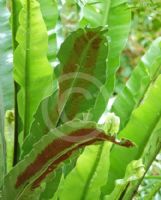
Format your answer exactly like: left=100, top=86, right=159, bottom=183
left=2, top=120, right=132, bottom=200
left=0, top=0, right=15, bottom=188
left=21, top=88, right=58, bottom=158
left=39, top=0, right=58, bottom=63
left=13, top=0, right=54, bottom=138
left=104, top=75, right=161, bottom=195
left=39, top=168, right=62, bottom=200
left=19, top=0, right=59, bottom=154
left=55, top=27, right=108, bottom=125
left=39, top=0, right=58, bottom=30
left=10, top=0, right=23, bottom=166
left=102, top=37, right=161, bottom=198
left=0, top=0, right=14, bottom=110
left=79, top=0, right=110, bottom=27
left=122, top=124, right=161, bottom=199
left=59, top=143, right=112, bottom=200
left=112, top=37, right=161, bottom=130
left=81, top=0, right=131, bottom=121
left=11, top=0, right=22, bottom=51
left=17, top=0, right=59, bottom=158
left=0, top=87, right=6, bottom=188
left=19, top=0, right=58, bottom=159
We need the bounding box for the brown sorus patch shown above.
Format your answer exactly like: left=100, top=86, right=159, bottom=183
left=31, top=138, right=100, bottom=189
left=58, top=29, right=105, bottom=122
left=32, top=135, right=134, bottom=189
left=15, top=128, right=134, bottom=189
left=15, top=128, right=100, bottom=188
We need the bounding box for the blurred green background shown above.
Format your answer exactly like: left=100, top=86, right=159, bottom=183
left=117, top=0, right=161, bottom=93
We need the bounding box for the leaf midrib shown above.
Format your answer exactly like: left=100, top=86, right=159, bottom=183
left=118, top=57, right=161, bottom=132
left=137, top=60, right=161, bottom=107
left=80, top=144, right=104, bottom=200
left=24, top=0, right=31, bottom=138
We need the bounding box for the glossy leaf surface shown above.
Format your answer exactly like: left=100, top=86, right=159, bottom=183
left=105, top=75, right=161, bottom=195
left=14, top=0, right=54, bottom=138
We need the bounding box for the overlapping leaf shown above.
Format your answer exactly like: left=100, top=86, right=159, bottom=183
left=55, top=27, right=108, bottom=126
left=81, top=0, right=131, bottom=120
left=21, top=26, right=108, bottom=158
left=0, top=0, right=14, bottom=110
left=59, top=143, right=112, bottom=200
left=20, top=0, right=58, bottom=157
left=39, top=0, right=58, bottom=62
left=104, top=75, right=161, bottom=195
left=0, top=86, right=5, bottom=188
left=112, top=37, right=161, bottom=130
left=21, top=89, right=58, bottom=158
left=122, top=122, right=161, bottom=199
left=101, top=37, right=161, bottom=197
left=13, top=0, right=54, bottom=138
left=0, top=0, right=17, bottom=187
left=60, top=1, right=131, bottom=199
left=2, top=120, right=133, bottom=200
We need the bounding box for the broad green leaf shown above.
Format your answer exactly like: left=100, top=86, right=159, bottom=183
left=104, top=75, right=161, bottom=195
left=59, top=143, right=112, bottom=200
left=39, top=0, right=58, bottom=63
left=2, top=120, right=132, bottom=200
left=122, top=124, right=161, bottom=199
left=0, top=0, right=14, bottom=110
left=0, top=87, right=6, bottom=188
left=101, top=37, right=161, bottom=198
left=20, top=0, right=59, bottom=157
left=39, top=0, right=57, bottom=30
left=0, top=0, right=14, bottom=188
left=39, top=168, right=63, bottom=200
left=104, top=159, right=145, bottom=200
left=55, top=27, right=108, bottom=126
left=112, top=37, right=161, bottom=130
left=21, top=88, right=58, bottom=158
left=10, top=0, right=23, bottom=166
left=10, top=0, right=22, bottom=50
left=14, top=0, right=54, bottom=138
